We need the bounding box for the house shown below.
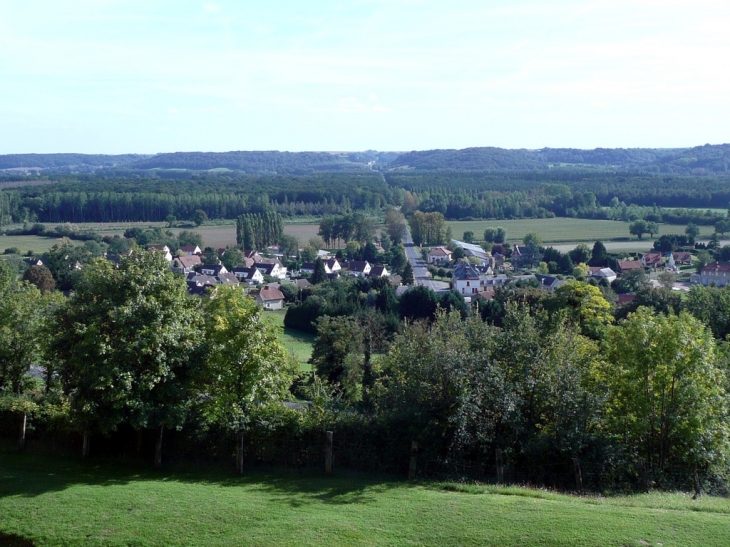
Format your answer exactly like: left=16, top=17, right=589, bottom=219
left=293, top=278, right=311, bottom=289
left=389, top=275, right=403, bottom=287
left=347, top=261, right=372, bottom=277
left=452, top=261, right=483, bottom=296
left=368, top=266, right=389, bottom=278
left=147, top=244, right=173, bottom=262
left=300, top=262, right=332, bottom=275
left=179, top=245, right=202, bottom=256
left=199, top=264, right=228, bottom=277
left=254, top=260, right=287, bottom=280
left=172, top=254, right=202, bottom=274
left=641, top=252, right=663, bottom=270
left=324, top=258, right=342, bottom=272
left=25, top=258, right=43, bottom=267
left=617, top=259, right=643, bottom=273
left=672, top=251, right=692, bottom=265
left=535, top=274, right=566, bottom=292
left=696, top=261, right=730, bottom=287
left=231, top=266, right=264, bottom=284
left=244, top=250, right=263, bottom=263
left=588, top=267, right=617, bottom=284
left=251, top=286, right=285, bottom=310
left=316, top=250, right=331, bottom=259
left=217, top=272, right=240, bottom=285
left=186, top=273, right=217, bottom=295
left=427, top=247, right=453, bottom=264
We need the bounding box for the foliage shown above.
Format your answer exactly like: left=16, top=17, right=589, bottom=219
left=236, top=211, right=284, bottom=250
left=600, top=308, right=730, bottom=473
left=199, top=286, right=296, bottom=433
left=52, top=250, right=204, bottom=435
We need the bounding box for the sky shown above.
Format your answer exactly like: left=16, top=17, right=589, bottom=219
left=1, top=0, right=729, bottom=153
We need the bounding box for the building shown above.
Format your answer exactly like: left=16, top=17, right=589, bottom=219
left=427, top=247, right=452, bottom=264
left=251, top=285, right=285, bottom=310
left=695, top=261, right=730, bottom=287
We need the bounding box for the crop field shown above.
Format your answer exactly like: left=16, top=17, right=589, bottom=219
left=1, top=448, right=730, bottom=547
left=448, top=218, right=716, bottom=246
left=0, top=234, right=77, bottom=254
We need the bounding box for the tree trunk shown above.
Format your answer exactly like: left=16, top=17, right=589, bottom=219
left=155, top=426, right=164, bottom=468
left=18, top=412, right=27, bottom=451
left=236, top=430, right=245, bottom=475
left=136, top=430, right=144, bottom=457
left=82, top=432, right=90, bottom=458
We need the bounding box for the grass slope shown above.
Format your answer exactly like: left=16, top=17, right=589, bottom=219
left=0, top=449, right=729, bottom=546
left=267, top=309, right=314, bottom=370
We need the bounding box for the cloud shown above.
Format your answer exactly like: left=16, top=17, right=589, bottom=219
left=202, top=2, right=222, bottom=14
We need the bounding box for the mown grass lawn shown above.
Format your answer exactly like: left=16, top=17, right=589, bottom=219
left=266, top=309, right=314, bottom=371
left=1, top=448, right=729, bottom=546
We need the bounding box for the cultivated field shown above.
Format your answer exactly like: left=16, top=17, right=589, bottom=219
left=448, top=218, right=716, bottom=249
left=1, top=448, right=729, bottom=547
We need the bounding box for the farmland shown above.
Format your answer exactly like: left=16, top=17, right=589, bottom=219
left=1, top=448, right=729, bottom=547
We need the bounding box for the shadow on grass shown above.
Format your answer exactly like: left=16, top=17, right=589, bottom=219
left=0, top=445, right=409, bottom=509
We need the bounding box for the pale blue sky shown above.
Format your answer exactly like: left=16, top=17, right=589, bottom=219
left=1, top=0, right=728, bottom=153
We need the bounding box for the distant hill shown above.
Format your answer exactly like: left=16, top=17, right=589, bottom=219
left=127, top=151, right=377, bottom=173
left=388, top=144, right=730, bottom=173
left=0, top=153, right=148, bottom=170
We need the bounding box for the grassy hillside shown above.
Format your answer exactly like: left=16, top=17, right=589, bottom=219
left=0, top=448, right=728, bottom=546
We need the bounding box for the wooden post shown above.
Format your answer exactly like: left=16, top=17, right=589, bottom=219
left=18, top=412, right=27, bottom=451
left=82, top=432, right=90, bottom=459
left=325, top=431, right=333, bottom=474
left=496, top=449, right=504, bottom=484
left=236, top=431, right=245, bottom=475
left=640, top=460, right=649, bottom=493
left=573, top=457, right=583, bottom=493
left=408, top=441, right=418, bottom=480
left=692, top=468, right=701, bottom=500
left=154, top=426, right=164, bottom=468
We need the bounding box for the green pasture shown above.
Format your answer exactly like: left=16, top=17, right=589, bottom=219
left=267, top=309, right=314, bottom=370
left=1, top=448, right=729, bottom=546
left=448, top=218, right=717, bottom=245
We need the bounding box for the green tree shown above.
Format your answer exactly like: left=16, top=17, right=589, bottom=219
left=278, top=234, right=299, bottom=259
left=630, top=220, right=649, bottom=240
left=589, top=241, right=608, bottom=266
left=402, top=261, right=414, bottom=285
left=22, top=264, right=56, bottom=294
left=178, top=230, right=205, bottom=248
left=695, top=250, right=712, bottom=274
left=601, top=308, right=730, bottom=472
left=201, top=285, right=296, bottom=473
left=220, top=248, right=244, bottom=270
left=545, top=281, right=613, bottom=339
left=52, top=250, right=204, bottom=464
left=463, top=231, right=474, bottom=243
left=647, top=221, right=659, bottom=239
left=193, top=209, right=208, bottom=226
left=685, top=223, right=701, bottom=244
left=310, top=258, right=328, bottom=285
left=715, top=220, right=730, bottom=237
left=384, top=207, right=407, bottom=244
left=309, top=316, right=364, bottom=401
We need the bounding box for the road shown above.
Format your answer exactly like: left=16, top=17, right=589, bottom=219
left=403, top=230, right=451, bottom=293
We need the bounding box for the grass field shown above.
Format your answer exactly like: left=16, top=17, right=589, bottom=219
left=267, top=309, right=314, bottom=370
left=448, top=218, right=717, bottom=246
left=1, top=448, right=729, bottom=546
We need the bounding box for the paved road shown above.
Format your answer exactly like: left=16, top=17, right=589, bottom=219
left=403, top=230, right=451, bottom=293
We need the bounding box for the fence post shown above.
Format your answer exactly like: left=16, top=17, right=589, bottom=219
left=325, top=431, right=333, bottom=474
left=692, top=468, right=701, bottom=499
left=572, top=457, right=583, bottom=493
left=18, top=412, right=27, bottom=450
left=408, top=441, right=418, bottom=480
left=495, top=449, right=504, bottom=484
left=82, top=432, right=90, bottom=459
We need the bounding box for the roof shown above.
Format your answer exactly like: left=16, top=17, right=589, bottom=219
left=179, top=246, right=200, bottom=253
left=590, top=267, right=617, bottom=278
left=232, top=266, right=260, bottom=280
left=294, top=278, right=311, bottom=288
left=253, top=286, right=285, bottom=302
left=199, top=264, right=226, bottom=275
left=536, top=274, right=560, bottom=287
left=673, top=251, right=692, bottom=261
left=701, top=261, right=730, bottom=273
left=428, top=246, right=452, bottom=256
left=618, top=260, right=643, bottom=271
left=348, top=261, right=371, bottom=272
left=369, top=266, right=389, bottom=277
left=617, top=294, right=637, bottom=306
left=174, top=255, right=202, bottom=268
left=217, top=272, right=239, bottom=285
left=147, top=244, right=169, bottom=251
left=452, top=261, right=480, bottom=281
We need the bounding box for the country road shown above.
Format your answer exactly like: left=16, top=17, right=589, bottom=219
left=403, top=229, right=450, bottom=293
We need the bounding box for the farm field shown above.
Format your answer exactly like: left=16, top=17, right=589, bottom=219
left=0, top=234, right=79, bottom=254
left=1, top=448, right=730, bottom=547
left=448, top=218, right=716, bottom=246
